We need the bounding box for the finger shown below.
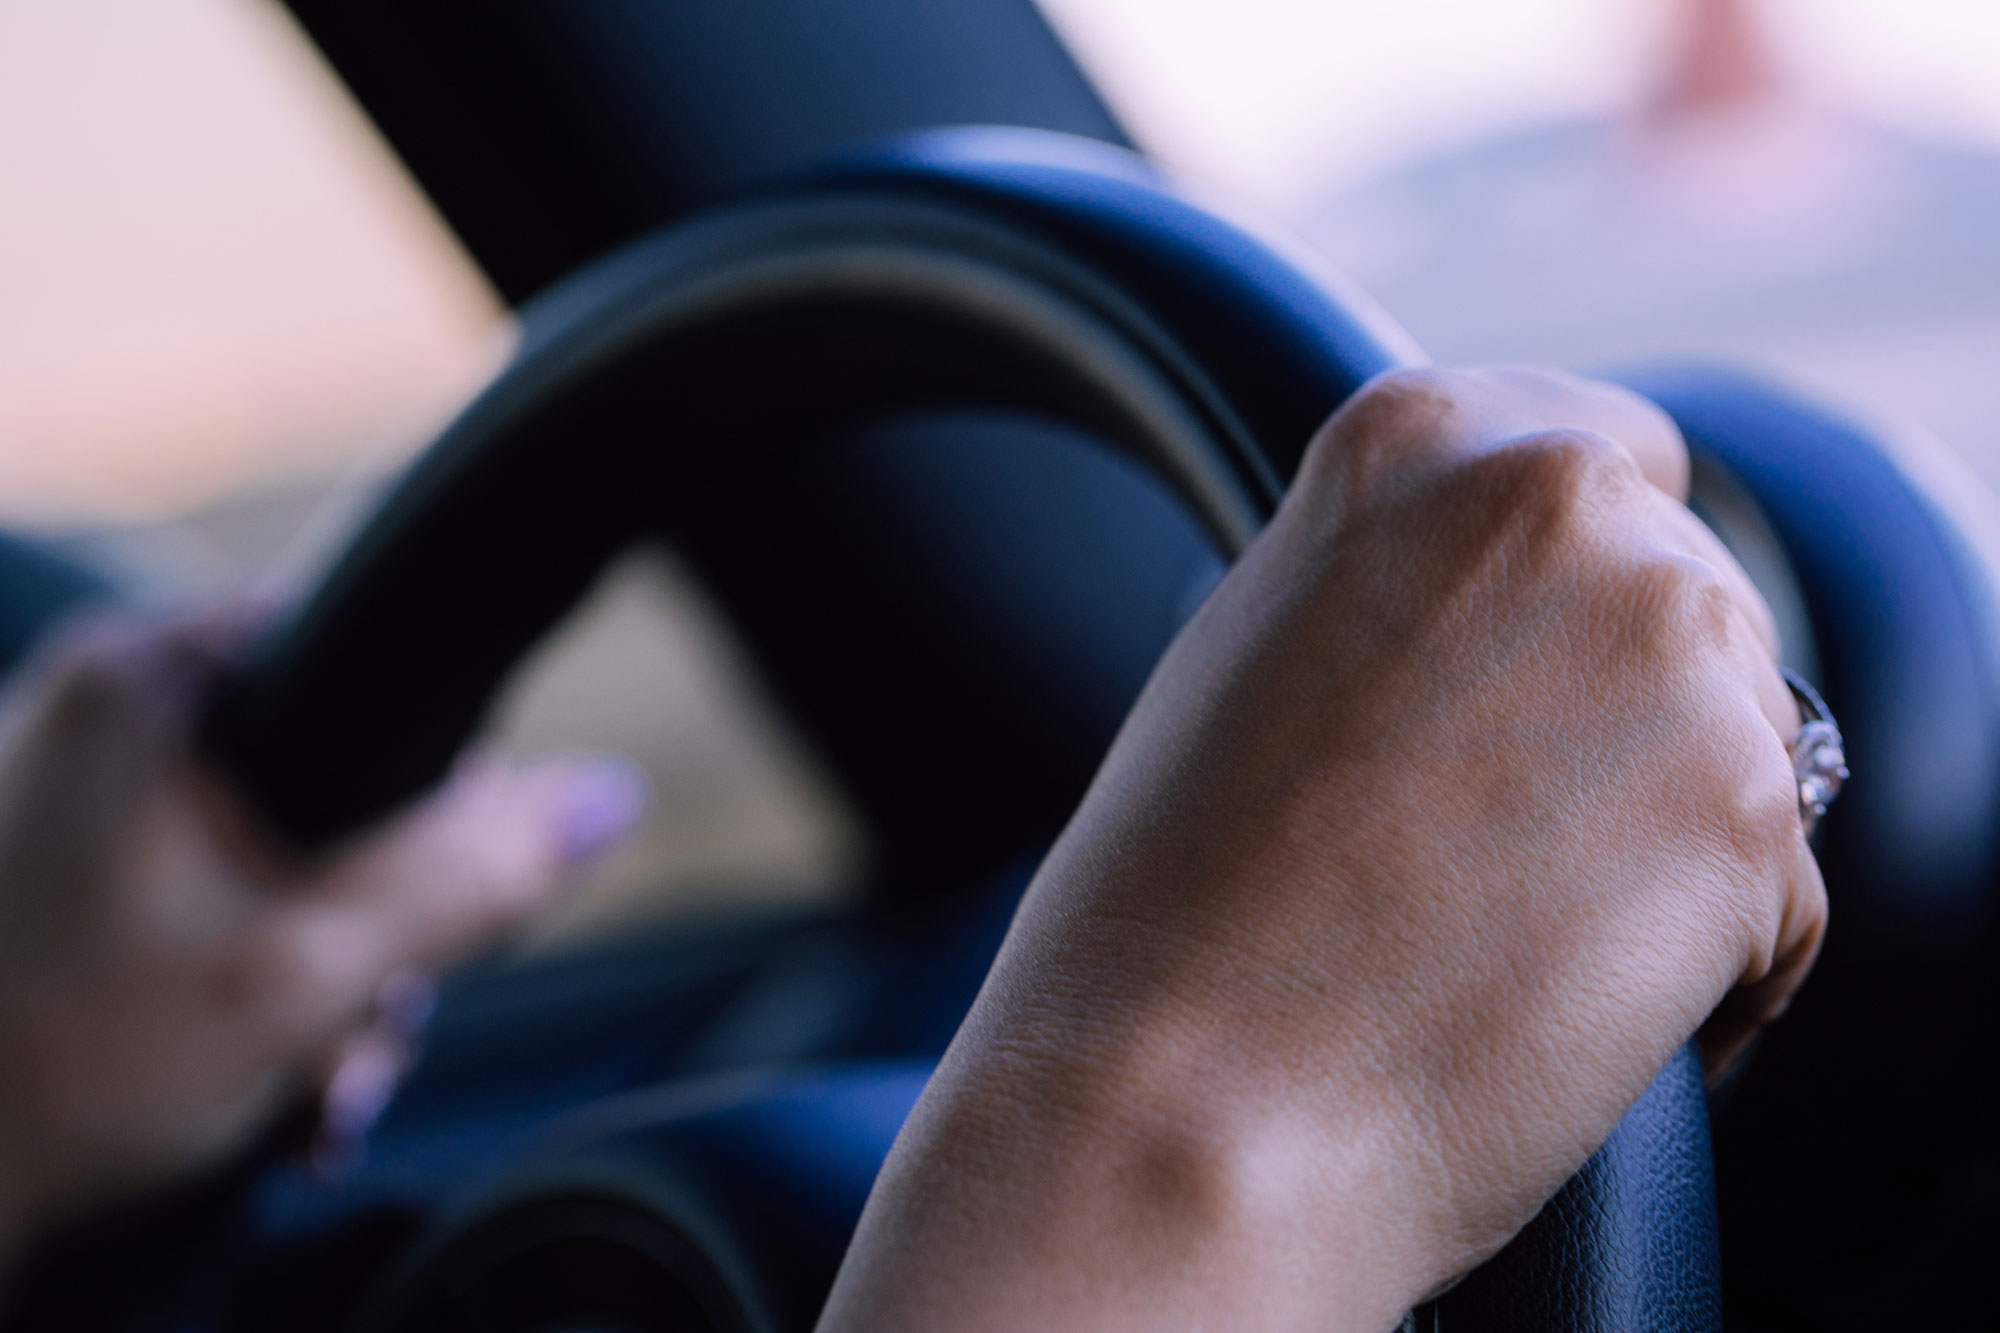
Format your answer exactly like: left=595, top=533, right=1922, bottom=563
left=1699, top=830, right=1828, bottom=1078
left=1466, top=367, right=1690, bottom=500
left=326, top=752, right=647, bottom=947
left=1646, top=492, right=1786, bottom=667
left=1754, top=655, right=1803, bottom=748
left=1662, top=519, right=1798, bottom=743
left=23, top=600, right=274, bottom=715
left=0, top=606, right=284, bottom=839
left=1681, top=546, right=1798, bottom=772
left=252, top=755, right=647, bottom=1041
left=372, top=968, right=439, bottom=1044
left=1298, top=368, right=1689, bottom=523
left=309, top=1021, right=415, bottom=1179
left=12, top=614, right=182, bottom=738
left=1297, top=367, right=1492, bottom=516
left=151, top=597, right=281, bottom=673
left=0, top=616, right=198, bottom=886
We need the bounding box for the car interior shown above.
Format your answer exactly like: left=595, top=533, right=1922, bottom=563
left=5, top=3, right=2000, bottom=1332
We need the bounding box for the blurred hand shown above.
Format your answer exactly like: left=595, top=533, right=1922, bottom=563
left=0, top=611, right=643, bottom=1256
left=821, top=367, right=1825, bottom=1333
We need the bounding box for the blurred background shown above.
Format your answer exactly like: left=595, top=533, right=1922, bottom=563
left=4, top=0, right=1999, bottom=935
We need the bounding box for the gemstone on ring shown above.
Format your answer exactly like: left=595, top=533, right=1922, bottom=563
left=1781, top=667, right=1848, bottom=837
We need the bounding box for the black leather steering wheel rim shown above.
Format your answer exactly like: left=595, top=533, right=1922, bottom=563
left=205, top=127, right=1721, bottom=1333
left=207, top=129, right=1412, bottom=848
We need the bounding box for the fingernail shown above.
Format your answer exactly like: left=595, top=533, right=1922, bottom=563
left=555, top=759, right=648, bottom=866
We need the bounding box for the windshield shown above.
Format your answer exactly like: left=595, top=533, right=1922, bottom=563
left=1044, top=0, right=2000, bottom=515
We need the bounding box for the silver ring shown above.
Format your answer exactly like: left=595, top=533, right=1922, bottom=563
left=1781, top=667, right=1848, bottom=837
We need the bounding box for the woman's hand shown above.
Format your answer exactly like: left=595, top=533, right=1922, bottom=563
left=0, top=611, right=642, bottom=1257
left=820, top=368, right=1826, bottom=1332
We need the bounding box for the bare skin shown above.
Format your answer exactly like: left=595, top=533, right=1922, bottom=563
left=0, top=610, right=644, bottom=1260
left=817, top=368, right=1825, bottom=1332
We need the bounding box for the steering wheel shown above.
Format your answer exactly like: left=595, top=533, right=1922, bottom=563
left=208, top=127, right=1727, bottom=1333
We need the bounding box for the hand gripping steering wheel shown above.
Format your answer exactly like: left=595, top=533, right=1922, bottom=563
left=208, top=128, right=1724, bottom=1333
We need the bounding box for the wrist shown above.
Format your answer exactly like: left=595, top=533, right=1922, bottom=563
left=826, top=983, right=1447, bottom=1333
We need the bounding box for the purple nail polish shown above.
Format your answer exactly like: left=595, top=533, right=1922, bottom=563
left=556, top=759, right=648, bottom=866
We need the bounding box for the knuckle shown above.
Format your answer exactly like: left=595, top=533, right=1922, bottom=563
left=207, top=921, right=314, bottom=1019
left=1352, top=365, right=1466, bottom=418
left=29, top=616, right=187, bottom=743
left=1631, top=702, right=1800, bottom=967
left=454, top=873, right=528, bottom=943
left=1619, top=556, right=1739, bottom=667
left=44, top=625, right=146, bottom=711
left=476, top=855, right=558, bottom=928
left=1500, top=428, right=1634, bottom=502
left=1302, top=368, right=1470, bottom=492
left=1456, top=429, right=1639, bottom=553
left=1586, top=558, right=1751, bottom=723
left=1727, top=779, right=1809, bottom=946
left=425, top=850, right=552, bottom=954
left=1337, top=367, right=1467, bottom=447
left=1795, top=865, right=1831, bottom=951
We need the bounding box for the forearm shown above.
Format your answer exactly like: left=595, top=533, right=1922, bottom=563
left=817, top=949, right=1439, bottom=1333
